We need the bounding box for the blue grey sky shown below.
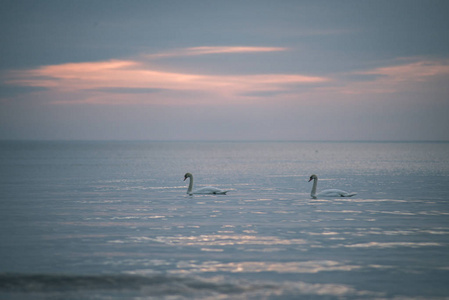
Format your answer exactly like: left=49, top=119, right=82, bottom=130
left=1, top=0, right=448, bottom=140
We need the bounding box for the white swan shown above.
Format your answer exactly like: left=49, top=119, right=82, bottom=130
left=184, top=173, right=228, bottom=195
left=308, top=174, right=357, bottom=199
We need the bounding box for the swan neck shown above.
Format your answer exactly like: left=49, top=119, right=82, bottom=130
left=187, top=175, right=193, bottom=194
left=311, top=177, right=318, bottom=198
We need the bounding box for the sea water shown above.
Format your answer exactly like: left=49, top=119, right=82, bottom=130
left=0, top=141, right=448, bottom=299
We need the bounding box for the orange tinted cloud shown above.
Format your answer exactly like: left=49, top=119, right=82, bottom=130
left=5, top=56, right=329, bottom=105
left=147, top=46, right=288, bottom=58
left=6, top=55, right=448, bottom=106
left=337, top=59, right=449, bottom=95
left=364, top=59, right=449, bottom=80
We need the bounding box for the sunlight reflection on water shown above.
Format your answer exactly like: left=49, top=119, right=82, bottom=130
left=1, top=141, right=449, bottom=299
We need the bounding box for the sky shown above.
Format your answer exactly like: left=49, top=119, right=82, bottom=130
left=1, top=0, right=449, bottom=141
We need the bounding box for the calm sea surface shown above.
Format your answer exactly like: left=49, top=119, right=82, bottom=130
left=1, top=141, right=449, bottom=299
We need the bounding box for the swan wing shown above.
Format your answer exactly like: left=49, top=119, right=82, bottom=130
left=317, top=189, right=357, bottom=197
left=191, top=186, right=228, bottom=195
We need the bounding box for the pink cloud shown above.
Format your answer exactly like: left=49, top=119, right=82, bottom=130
left=5, top=53, right=448, bottom=107
left=364, top=59, right=449, bottom=80
left=336, top=59, right=449, bottom=95
left=4, top=55, right=329, bottom=105
left=147, top=46, right=288, bottom=58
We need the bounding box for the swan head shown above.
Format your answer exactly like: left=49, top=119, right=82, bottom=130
left=184, top=173, right=193, bottom=181
left=308, top=174, right=317, bottom=182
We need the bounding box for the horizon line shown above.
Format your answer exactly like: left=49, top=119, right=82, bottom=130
left=1, top=139, right=448, bottom=143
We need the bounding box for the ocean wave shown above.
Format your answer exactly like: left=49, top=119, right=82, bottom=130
left=169, top=260, right=361, bottom=274
left=0, top=273, right=379, bottom=299
left=343, top=242, right=442, bottom=249
left=141, top=234, right=308, bottom=247
left=1, top=274, right=266, bottom=298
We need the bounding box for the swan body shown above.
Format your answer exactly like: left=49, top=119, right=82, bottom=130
left=308, top=174, right=356, bottom=199
left=184, top=173, right=228, bottom=195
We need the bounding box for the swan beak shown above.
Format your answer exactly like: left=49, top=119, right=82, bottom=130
left=183, top=176, right=187, bottom=181
left=308, top=178, right=313, bottom=182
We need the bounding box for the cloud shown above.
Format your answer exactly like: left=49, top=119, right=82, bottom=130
left=3, top=49, right=329, bottom=105
left=3, top=50, right=448, bottom=109
left=147, top=46, right=289, bottom=59
left=335, top=58, right=449, bottom=95
left=86, top=87, right=167, bottom=94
